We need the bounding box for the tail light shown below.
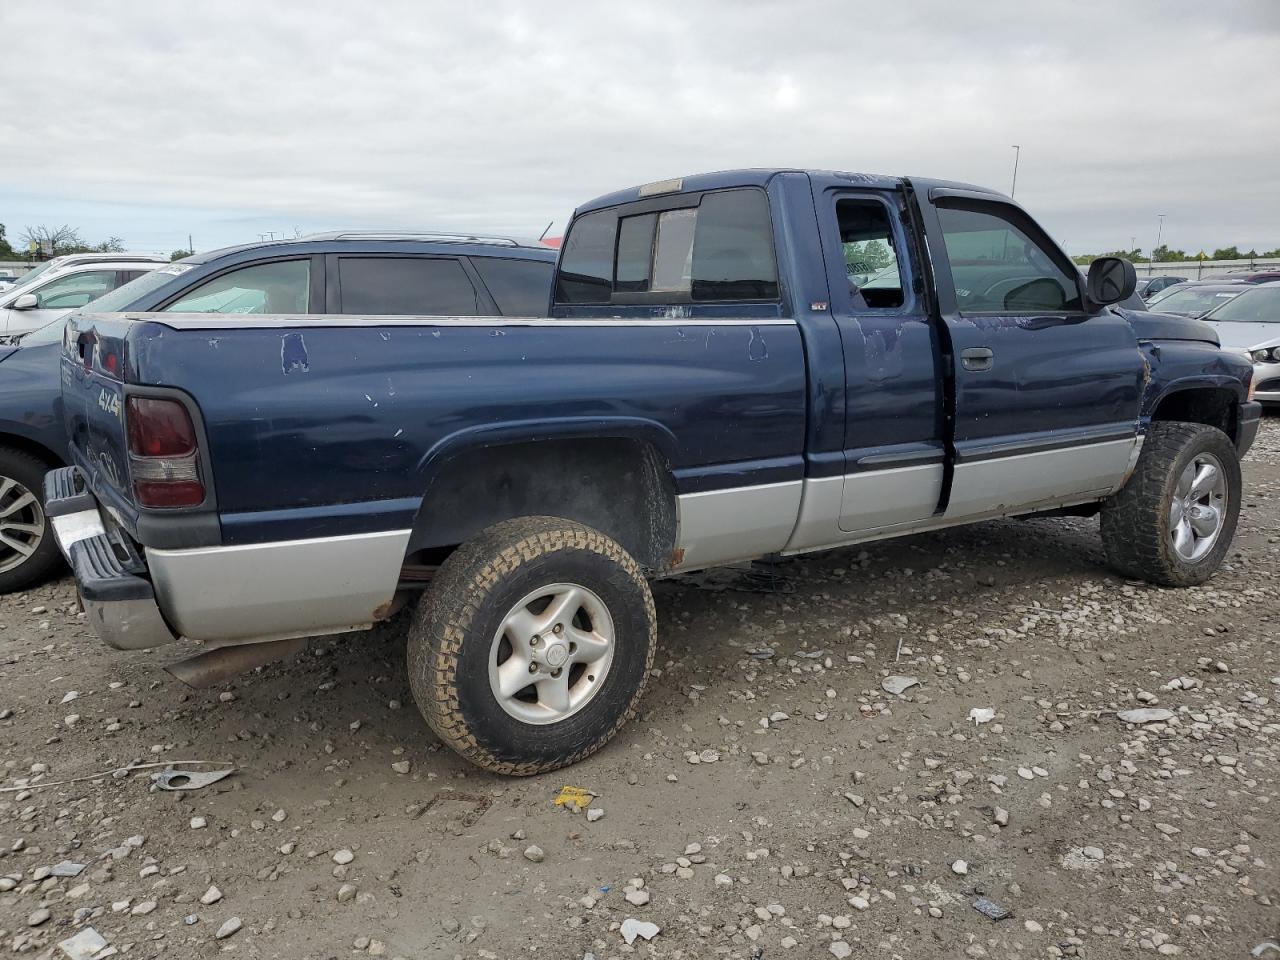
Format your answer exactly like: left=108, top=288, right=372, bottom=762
left=126, top=397, right=205, bottom=508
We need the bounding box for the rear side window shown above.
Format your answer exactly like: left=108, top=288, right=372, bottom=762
left=470, top=257, right=554, bottom=316
left=164, top=260, right=310, bottom=314
left=338, top=258, right=480, bottom=316
left=555, top=187, right=778, bottom=305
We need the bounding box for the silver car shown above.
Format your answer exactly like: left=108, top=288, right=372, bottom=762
left=0, top=257, right=166, bottom=335
left=1201, top=282, right=1280, bottom=406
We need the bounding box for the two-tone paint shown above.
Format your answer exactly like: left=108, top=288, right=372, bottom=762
left=58, top=169, right=1261, bottom=649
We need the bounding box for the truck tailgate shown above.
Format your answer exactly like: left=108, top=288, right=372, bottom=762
left=61, top=312, right=138, bottom=525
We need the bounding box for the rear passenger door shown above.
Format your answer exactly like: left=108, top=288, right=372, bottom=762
left=817, top=189, right=946, bottom=533
left=920, top=191, right=1145, bottom=519
left=326, top=256, right=491, bottom=316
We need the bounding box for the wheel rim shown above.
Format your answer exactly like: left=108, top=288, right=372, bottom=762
left=488, top=582, right=615, bottom=725
left=1169, top=453, right=1227, bottom=563
left=0, top=475, right=44, bottom=574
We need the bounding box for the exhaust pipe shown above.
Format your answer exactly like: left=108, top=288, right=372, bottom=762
left=165, top=637, right=307, bottom=688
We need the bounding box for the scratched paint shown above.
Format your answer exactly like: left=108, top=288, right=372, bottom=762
left=748, top=326, right=768, bottom=361
left=281, top=332, right=309, bottom=374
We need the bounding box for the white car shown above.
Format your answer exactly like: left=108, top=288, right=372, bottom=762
left=0, top=257, right=167, bottom=335
left=1201, top=281, right=1280, bottom=406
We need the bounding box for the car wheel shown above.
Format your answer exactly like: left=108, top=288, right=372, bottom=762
left=406, top=516, right=656, bottom=775
left=0, top=447, right=62, bottom=594
left=1100, top=422, right=1241, bottom=587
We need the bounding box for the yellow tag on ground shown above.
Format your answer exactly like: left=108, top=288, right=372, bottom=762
left=553, top=786, right=593, bottom=809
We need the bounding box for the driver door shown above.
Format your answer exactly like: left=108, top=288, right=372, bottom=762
left=922, top=193, right=1146, bottom=519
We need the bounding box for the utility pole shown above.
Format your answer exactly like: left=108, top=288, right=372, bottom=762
left=1010, top=145, right=1021, bottom=197
left=188, top=234, right=193, bottom=255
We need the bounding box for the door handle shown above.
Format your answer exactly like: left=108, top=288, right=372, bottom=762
left=960, top=347, right=993, bottom=371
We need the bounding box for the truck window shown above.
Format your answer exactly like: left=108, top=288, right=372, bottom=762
left=836, top=199, right=905, bottom=309
left=555, top=187, right=778, bottom=305
left=556, top=212, right=616, bottom=304
left=470, top=257, right=554, bottom=316
left=936, top=205, right=1082, bottom=313
left=163, top=260, right=310, bottom=314
left=337, top=258, right=480, bottom=316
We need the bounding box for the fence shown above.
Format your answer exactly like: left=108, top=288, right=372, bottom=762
left=1130, top=257, right=1280, bottom=280
left=0, top=262, right=34, bottom=280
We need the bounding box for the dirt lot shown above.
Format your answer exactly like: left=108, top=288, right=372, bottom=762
left=1, top=416, right=1278, bottom=960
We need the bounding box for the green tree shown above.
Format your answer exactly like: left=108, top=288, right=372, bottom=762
left=170, top=248, right=193, bottom=261
left=1210, top=246, right=1241, bottom=261
left=1151, top=244, right=1187, bottom=262
left=0, top=223, right=15, bottom=260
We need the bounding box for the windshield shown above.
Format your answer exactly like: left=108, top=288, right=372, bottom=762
left=1145, top=286, right=1243, bottom=317
left=2, top=262, right=56, bottom=297
left=77, top=264, right=189, bottom=313
left=1203, top=286, right=1280, bottom=323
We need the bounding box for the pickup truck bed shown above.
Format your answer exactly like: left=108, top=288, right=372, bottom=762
left=49, top=168, right=1261, bottom=774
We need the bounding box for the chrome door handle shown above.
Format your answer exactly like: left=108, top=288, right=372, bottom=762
left=960, top=347, right=993, bottom=372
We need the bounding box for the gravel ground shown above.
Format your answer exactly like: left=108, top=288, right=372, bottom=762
left=2, top=415, right=1278, bottom=960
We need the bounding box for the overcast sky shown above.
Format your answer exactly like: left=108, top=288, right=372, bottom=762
left=2, top=1, right=1278, bottom=257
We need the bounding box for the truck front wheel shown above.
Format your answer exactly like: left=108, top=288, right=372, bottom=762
left=406, top=516, right=656, bottom=775
left=1100, top=421, right=1241, bottom=587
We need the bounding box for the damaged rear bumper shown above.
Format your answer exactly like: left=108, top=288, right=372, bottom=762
left=44, top=466, right=178, bottom=650
left=44, top=465, right=412, bottom=653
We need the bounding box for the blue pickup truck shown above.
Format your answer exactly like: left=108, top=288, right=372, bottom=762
left=48, top=169, right=1261, bottom=775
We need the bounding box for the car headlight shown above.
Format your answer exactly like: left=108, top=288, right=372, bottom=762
left=1251, top=347, right=1280, bottom=363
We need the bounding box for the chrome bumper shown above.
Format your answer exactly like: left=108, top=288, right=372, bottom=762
left=43, top=467, right=178, bottom=651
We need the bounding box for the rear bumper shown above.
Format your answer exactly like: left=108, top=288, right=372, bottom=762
left=1237, top=400, right=1262, bottom=456
left=44, top=467, right=178, bottom=650
left=45, top=466, right=411, bottom=650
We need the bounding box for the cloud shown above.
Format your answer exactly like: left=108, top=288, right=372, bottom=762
left=1, top=0, right=1277, bottom=253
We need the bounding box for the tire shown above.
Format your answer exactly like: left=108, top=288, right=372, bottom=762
left=1100, top=421, right=1241, bottom=587
left=0, top=447, right=62, bottom=594
left=406, top=516, right=657, bottom=775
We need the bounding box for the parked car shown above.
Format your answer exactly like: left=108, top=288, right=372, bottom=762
left=49, top=169, right=1260, bottom=776
left=1144, top=281, right=1249, bottom=317
left=0, top=272, right=21, bottom=292
left=0, top=258, right=165, bottom=336
left=1215, top=270, right=1280, bottom=284
left=1136, top=275, right=1185, bottom=299
left=1200, top=282, right=1280, bottom=406
left=2, top=252, right=168, bottom=298
left=0, top=234, right=554, bottom=594
left=0, top=318, right=72, bottom=591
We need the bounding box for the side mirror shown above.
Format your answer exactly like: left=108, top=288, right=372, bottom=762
left=1087, top=257, right=1137, bottom=305
left=11, top=293, right=37, bottom=310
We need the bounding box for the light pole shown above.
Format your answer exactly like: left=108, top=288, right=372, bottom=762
left=1010, top=145, right=1021, bottom=197
left=1152, top=214, right=1166, bottom=274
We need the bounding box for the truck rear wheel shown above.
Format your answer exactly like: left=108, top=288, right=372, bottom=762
left=1100, top=421, right=1241, bottom=587
left=406, top=516, right=656, bottom=775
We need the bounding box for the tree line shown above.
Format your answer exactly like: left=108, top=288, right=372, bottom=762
left=1, top=223, right=191, bottom=262
left=1071, top=244, right=1280, bottom=266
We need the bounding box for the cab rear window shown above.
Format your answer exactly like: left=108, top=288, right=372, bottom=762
left=555, top=187, right=778, bottom=305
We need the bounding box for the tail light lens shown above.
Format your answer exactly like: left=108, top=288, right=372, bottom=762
left=126, top=397, right=205, bottom=508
